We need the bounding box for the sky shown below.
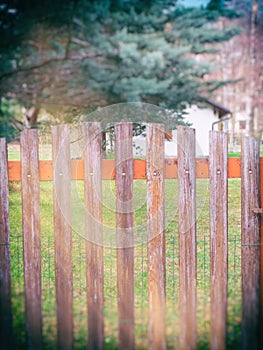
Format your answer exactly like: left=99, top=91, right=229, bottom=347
left=177, top=0, right=210, bottom=7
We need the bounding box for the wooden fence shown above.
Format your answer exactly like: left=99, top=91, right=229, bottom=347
left=0, top=122, right=262, bottom=350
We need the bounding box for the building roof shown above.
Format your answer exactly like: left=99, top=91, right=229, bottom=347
left=204, top=99, right=232, bottom=118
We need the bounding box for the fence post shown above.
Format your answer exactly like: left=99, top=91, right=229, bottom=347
left=20, top=129, right=42, bottom=349
left=115, top=122, right=135, bottom=350
left=146, top=123, right=166, bottom=350
left=209, top=131, right=228, bottom=350
left=0, top=138, right=13, bottom=350
left=82, top=122, right=104, bottom=349
left=52, top=125, right=73, bottom=350
left=260, top=156, right=263, bottom=349
left=177, top=126, right=197, bottom=350
left=241, top=135, right=260, bottom=350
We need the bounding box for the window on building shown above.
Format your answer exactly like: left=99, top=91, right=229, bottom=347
left=239, top=120, right=246, bottom=130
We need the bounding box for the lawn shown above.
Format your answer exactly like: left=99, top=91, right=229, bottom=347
left=8, top=179, right=242, bottom=349
left=7, top=142, right=263, bottom=160
left=228, top=151, right=263, bottom=158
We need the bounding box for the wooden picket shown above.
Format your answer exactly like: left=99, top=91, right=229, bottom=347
left=115, top=122, right=135, bottom=350
left=261, top=152, right=263, bottom=350
left=82, top=122, right=104, bottom=349
left=52, top=125, right=74, bottom=350
left=177, top=126, right=197, bottom=349
left=146, top=123, right=166, bottom=350
left=0, top=138, right=13, bottom=350
left=20, top=129, right=43, bottom=349
left=241, top=135, right=261, bottom=350
left=1, top=123, right=262, bottom=350
left=209, top=131, right=228, bottom=350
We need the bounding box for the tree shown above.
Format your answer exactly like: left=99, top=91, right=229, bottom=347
left=0, top=98, right=21, bottom=142
left=0, top=0, right=240, bottom=135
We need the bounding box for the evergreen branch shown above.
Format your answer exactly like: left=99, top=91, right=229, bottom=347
left=71, top=38, right=90, bottom=47
left=65, top=0, right=79, bottom=59
left=0, top=53, right=102, bottom=82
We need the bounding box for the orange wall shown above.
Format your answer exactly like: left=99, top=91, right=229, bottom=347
left=7, top=158, right=250, bottom=181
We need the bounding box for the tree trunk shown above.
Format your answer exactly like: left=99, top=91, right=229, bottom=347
left=22, top=106, right=40, bottom=128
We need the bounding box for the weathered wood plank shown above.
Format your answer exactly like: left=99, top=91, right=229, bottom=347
left=146, top=123, right=166, bottom=350
left=177, top=126, right=197, bottom=350
left=0, top=138, right=13, bottom=350
left=52, top=125, right=73, bottom=350
left=241, top=135, right=260, bottom=350
left=115, top=122, right=135, bottom=350
left=209, top=131, right=228, bottom=350
left=260, top=154, right=263, bottom=349
left=82, top=122, right=104, bottom=350
left=20, top=129, right=42, bottom=349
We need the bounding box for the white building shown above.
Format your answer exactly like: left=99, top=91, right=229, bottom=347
left=181, top=101, right=231, bottom=156
left=132, top=100, right=231, bottom=157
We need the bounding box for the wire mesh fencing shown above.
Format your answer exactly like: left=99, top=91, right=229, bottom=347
left=8, top=178, right=242, bottom=350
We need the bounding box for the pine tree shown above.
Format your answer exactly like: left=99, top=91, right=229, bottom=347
left=0, top=0, right=240, bottom=132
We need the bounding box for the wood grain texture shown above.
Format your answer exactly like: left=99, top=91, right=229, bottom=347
left=0, top=138, right=13, bottom=350
left=146, top=123, right=166, bottom=350
left=20, top=129, right=42, bottom=349
left=177, top=126, right=197, bottom=350
left=260, top=152, right=263, bottom=349
left=52, top=125, right=73, bottom=350
left=115, top=122, right=135, bottom=350
left=82, top=122, right=104, bottom=350
left=209, top=131, right=228, bottom=350
left=241, top=136, right=260, bottom=350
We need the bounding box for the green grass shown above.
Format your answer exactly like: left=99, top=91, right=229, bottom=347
left=8, top=179, right=242, bottom=349
left=228, top=152, right=241, bottom=158
left=8, top=144, right=53, bottom=160
left=8, top=148, right=242, bottom=161
left=228, top=151, right=263, bottom=158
